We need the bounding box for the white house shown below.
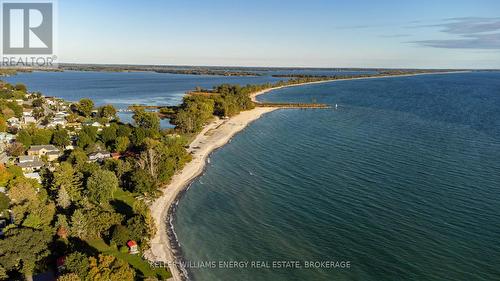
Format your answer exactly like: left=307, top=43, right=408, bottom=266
left=7, top=117, right=20, bottom=127
left=22, top=116, right=36, bottom=125
left=88, top=151, right=111, bottom=162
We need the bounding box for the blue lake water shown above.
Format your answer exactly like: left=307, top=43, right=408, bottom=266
left=173, top=72, right=500, bottom=281
left=4, top=70, right=500, bottom=280
left=4, top=71, right=285, bottom=128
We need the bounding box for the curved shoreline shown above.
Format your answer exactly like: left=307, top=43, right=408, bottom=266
left=144, top=107, right=278, bottom=280
left=144, top=70, right=468, bottom=280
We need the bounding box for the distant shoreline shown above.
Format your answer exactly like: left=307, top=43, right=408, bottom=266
left=144, top=70, right=469, bottom=281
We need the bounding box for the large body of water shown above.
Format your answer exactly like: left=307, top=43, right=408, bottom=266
left=4, top=71, right=285, bottom=127
left=173, top=72, right=500, bottom=281
left=5, top=71, right=500, bottom=280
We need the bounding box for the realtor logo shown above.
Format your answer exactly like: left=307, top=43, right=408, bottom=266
left=2, top=2, right=53, bottom=54
left=1, top=0, right=57, bottom=67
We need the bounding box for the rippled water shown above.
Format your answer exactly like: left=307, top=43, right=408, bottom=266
left=174, top=72, right=500, bottom=281
left=4, top=71, right=285, bottom=128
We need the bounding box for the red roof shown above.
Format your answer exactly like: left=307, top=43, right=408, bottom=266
left=127, top=240, right=137, bottom=247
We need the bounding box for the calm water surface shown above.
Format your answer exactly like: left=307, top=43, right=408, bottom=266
left=174, top=72, right=500, bottom=281
left=4, top=71, right=285, bottom=127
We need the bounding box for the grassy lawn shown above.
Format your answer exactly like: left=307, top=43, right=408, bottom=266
left=87, top=188, right=172, bottom=280
left=87, top=238, right=171, bottom=280
left=113, top=188, right=137, bottom=208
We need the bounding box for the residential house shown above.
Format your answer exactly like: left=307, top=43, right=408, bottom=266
left=7, top=117, right=20, bottom=128
left=47, top=117, right=67, bottom=128
left=24, top=172, right=41, bottom=183
left=22, top=109, right=33, bottom=117
left=88, top=150, right=111, bottom=162
left=27, top=145, right=61, bottom=161
left=0, top=132, right=15, bottom=143
left=16, top=156, right=44, bottom=173
left=82, top=121, right=102, bottom=127
left=127, top=240, right=139, bottom=254
left=22, top=116, right=36, bottom=125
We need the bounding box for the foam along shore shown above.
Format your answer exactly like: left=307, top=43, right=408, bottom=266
left=144, top=70, right=468, bottom=281
left=144, top=106, right=277, bottom=280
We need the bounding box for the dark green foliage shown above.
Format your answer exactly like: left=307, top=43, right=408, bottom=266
left=100, top=125, right=117, bottom=148
left=116, top=124, right=132, bottom=137
left=31, top=128, right=53, bottom=145
left=129, top=169, right=155, bottom=194
left=77, top=98, right=94, bottom=117
left=51, top=127, right=70, bottom=147
left=0, top=227, right=52, bottom=281
left=110, top=225, right=130, bottom=247
left=132, top=109, right=160, bottom=132
left=171, top=96, right=214, bottom=134
left=86, top=169, right=118, bottom=204
left=14, top=83, right=27, bottom=92
left=0, top=193, right=9, bottom=211
left=127, top=215, right=149, bottom=246
left=16, top=130, right=32, bottom=148
left=64, top=252, right=89, bottom=280
left=98, top=104, right=117, bottom=120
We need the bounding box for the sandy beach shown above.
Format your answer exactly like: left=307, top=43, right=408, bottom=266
left=144, top=106, right=277, bottom=280
left=144, top=70, right=468, bottom=280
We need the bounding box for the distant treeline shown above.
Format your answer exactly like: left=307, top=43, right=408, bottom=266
left=58, top=64, right=261, bottom=76
left=271, top=69, right=464, bottom=79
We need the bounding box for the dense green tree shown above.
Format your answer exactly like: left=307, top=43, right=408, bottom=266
left=129, top=169, right=155, bottom=195
left=110, top=225, right=130, bottom=247
left=64, top=252, right=89, bottom=280
left=14, top=83, right=27, bottom=92
left=31, top=129, right=53, bottom=145
left=77, top=98, right=94, bottom=117
left=82, top=126, right=98, bottom=142
left=32, top=98, right=44, bottom=107
left=55, top=214, right=70, bottom=239
left=16, top=130, right=32, bottom=148
left=0, top=228, right=52, bottom=281
left=100, top=125, right=117, bottom=147
left=67, top=149, right=89, bottom=169
left=116, top=124, right=132, bottom=137
left=51, top=127, right=70, bottom=147
left=53, top=162, right=82, bottom=203
left=87, top=255, right=135, bottom=281
left=8, top=178, right=55, bottom=230
left=0, top=193, right=9, bottom=211
left=86, top=169, right=118, bottom=204
left=171, top=96, right=214, bottom=134
left=98, top=104, right=117, bottom=120
left=0, top=117, right=7, bottom=132
left=70, top=206, right=123, bottom=239
left=77, top=131, right=92, bottom=149
left=132, top=109, right=160, bottom=132
left=114, top=136, right=130, bottom=153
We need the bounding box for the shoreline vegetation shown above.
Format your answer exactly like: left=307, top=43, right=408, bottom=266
left=0, top=69, right=467, bottom=281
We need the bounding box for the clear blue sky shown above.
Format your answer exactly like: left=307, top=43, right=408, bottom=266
left=58, top=0, right=500, bottom=68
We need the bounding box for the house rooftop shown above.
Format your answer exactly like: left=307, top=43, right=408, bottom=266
left=28, top=145, right=60, bottom=151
